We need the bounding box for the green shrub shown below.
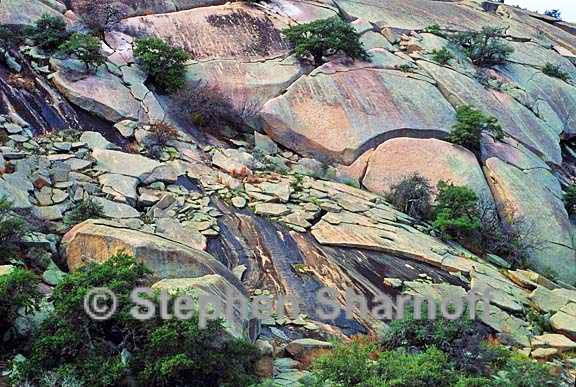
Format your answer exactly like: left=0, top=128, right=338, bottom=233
left=25, top=14, right=68, bottom=51
left=452, top=27, right=513, bottom=67
left=431, top=47, right=454, bottom=65
left=14, top=253, right=259, bottom=387
left=542, top=62, right=571, bottom=82
left=133, top=37, right=190, bottom=93
left=423, top=24, right=445, bottom=37
left=0, top=268, right=42, bottom=340
left=385, top=173, right=433, bottom=219
left=398, top=64, right=415, bottom=72
left=64, top=198, right=105, bottom=226
left=433, top=181, right=480, bottom=239
left=0, top=196, right=27, bottom=262
left=311, top=339, right=377, bottom=386
left=563, top=184, right=576, bottom=215
left=282, top=17, right=369, bottom=66
left=373, top=347, right=457, bottom=386
left=58, top=33, right=105, bottom=72
left=492, top=353, right=561, bottom=387
left=448, top=105, right=504, bottom=152
left=134, top=320, right=260, bottom=386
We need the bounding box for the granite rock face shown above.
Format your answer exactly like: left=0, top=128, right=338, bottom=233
left=119, top=3, right=304, bottom=109
left=261, top=68, right=456, bottom=164
left=362, top=138, right=493, bottom=201
left=62, top=219, right=241, bottom=286
left=0, top=0, right=63, bottom=26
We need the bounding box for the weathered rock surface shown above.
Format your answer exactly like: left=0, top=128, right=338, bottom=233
left=484, top=156, right=576, bottom=283
left=152, top=274, right=248, bottom=336
left=261, top=68, right=456, bottom=164
left=119, top=3, right=303, bottom=108
left=419, top=61, right=562, bottom=165
left=363, top=138, right=493, bottom=200
left=92, top=149, right=161, bottom=179
left=0, top=0, right=63, bottom=26
left=52, top=71, right=141, bottom=123
left=62, top=219, right=241, bottom=285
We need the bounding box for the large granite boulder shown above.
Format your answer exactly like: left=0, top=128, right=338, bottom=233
left=62, top=219, right=242, bottom=287
left=502, top=5, right=576, bottom=54
left=362, top=138, right=493, bottom=201
left=152, top=274, right=249, bottom=337
left=336, top=0, right=505, bottom=39
left=0, top=0, right=64, bottom=26
left=484, top=154, right=576, bottom=283
left=260, top=68, right=456, bottom=164
left=419, top=61, right=562, bottom=165
left=52, top=70, right=141, bottom=123
left=495, top=63, right=576, bottom=138
left=92, top=149, right=161, bottom=180
left=118, top=4, right=304, bottom=109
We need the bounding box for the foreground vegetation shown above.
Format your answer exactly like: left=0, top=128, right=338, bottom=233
left=5, top=254, right=259, bottom=387
left=303, top=310, right=562, bottom=387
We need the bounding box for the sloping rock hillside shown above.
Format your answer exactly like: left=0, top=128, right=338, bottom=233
left=1, top=0, right=576, bottom=385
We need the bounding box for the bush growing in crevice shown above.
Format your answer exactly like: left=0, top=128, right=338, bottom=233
left=451, top=27, right=513, bottom=67
left=423, top=24, right=446, bottom=38
left=433, top=181, right=481, bottom=240
left=172, top=83, right=257, bottom=132
left=63, top=198, right=105, bottom=226
left=147, top=122, right=180, bottom=146
left=282, top=17, right=369, bottom=66
left=431, top=47, right=454, bottom=65
left=448, top=105, right=504, bottom=152
left=25, top=14, right=68, bottom=51
left=477, top=199, right=542, bottom=269
left=385, top=173, right=433, bottom=220
left=542, top=62, right=571, bottom=82
left=134, top=37, right=190, bottom=94
left=58, top=33, right=105, bottom=72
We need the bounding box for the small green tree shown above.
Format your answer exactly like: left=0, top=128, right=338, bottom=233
left=64, top=198, right=105, bottom=225
left=452, top=27, right=513, bottom=67
left=282, top=17, right=369, bottom=66
left=448, top=105, right=504, bottom=152
left=25, top=14, right=68, bottom=51
left=542, top=63, right=571, bottom=82
left=59, top=33, right=105, bottom=72
left=431, top=47, right=454, bottom=65
left=433, top=181, right=480, bottom=239
left=134, top=37, right=190, bottom=94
